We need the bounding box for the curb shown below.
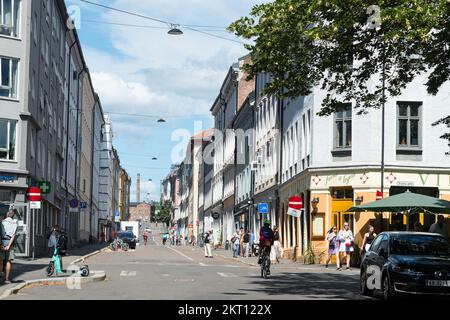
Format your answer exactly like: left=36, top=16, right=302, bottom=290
left=0, top=271, right=106, bottom=300
left=70, top=246, right=109, bottom=265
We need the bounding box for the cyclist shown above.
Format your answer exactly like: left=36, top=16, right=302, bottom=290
left=259, top=220, right=274, bottom=274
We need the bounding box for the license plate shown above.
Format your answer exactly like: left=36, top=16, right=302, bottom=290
left=426, top=280, right=450, bottom=287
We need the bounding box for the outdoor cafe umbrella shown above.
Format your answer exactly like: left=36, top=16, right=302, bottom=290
left=347, top=190, right=450, bottom=230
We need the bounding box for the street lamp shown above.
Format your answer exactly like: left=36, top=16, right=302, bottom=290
left=152, top=157, right=157, bottom=160
left=168, top=24, right=183, bottom=35
left=157, top=118, right=166, bottom=123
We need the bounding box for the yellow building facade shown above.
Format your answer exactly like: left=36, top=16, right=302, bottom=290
left=278, top=169, right=450, bottom=263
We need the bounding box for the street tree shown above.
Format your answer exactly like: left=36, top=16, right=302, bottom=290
left=229, top=0, right=450, bottom=147
left=155, top=200, right=171, bottom=226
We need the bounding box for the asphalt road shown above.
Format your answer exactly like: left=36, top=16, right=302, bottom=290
left=7, top=226, right=366, bottom=300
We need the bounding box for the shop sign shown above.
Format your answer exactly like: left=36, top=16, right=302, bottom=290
left=0, top=175, right=17, bottom=183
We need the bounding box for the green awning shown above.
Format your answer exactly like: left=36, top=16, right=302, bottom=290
left=347, top=190, right=450, bottom=214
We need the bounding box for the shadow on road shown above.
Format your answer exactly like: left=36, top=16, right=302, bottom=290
left=239, top=272, right=365, bottom=300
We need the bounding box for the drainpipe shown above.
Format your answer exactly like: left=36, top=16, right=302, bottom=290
left=75, top=66, right=87, bottom=246
left=89, top=95, right=100, bottom=243
left=65, top=38, right=77, bottom=241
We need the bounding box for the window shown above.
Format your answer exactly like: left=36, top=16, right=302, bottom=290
left=0, top=118, right=16, bottom=161
left=30, top=128, right=35, bottom=159
left=334, top=103, right=352, bottom=148
left=397, top=102, right=421, bottom=148
left=0, top=57, right=18, bottom=99
left=312, top=212, right=325, bottom=240
left=0, top=0, right=21, bottom=38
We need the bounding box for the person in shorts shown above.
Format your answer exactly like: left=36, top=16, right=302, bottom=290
left=0, top=210, right=18, bottom=284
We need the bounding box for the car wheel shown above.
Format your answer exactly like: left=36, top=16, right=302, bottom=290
left=382, top=273, right=396, bottom=300
left=360, top=268, right=374, bottom=296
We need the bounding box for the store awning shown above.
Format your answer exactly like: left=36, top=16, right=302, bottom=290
left=347, top=190, right=450, bottom=214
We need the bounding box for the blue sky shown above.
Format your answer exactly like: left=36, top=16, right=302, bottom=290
left=64, top=0, right=266, bottom=202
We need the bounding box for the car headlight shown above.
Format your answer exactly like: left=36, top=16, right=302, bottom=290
left=392, top=266, right=422, bottom=275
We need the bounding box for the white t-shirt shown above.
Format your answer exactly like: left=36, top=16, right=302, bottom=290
left=2, top=218, right=18, bottom=238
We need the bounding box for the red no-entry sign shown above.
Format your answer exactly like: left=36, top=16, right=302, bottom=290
left=289, top=196, right=303, bottom=210
left=27, top=187, right=42, bottom=202
left=376, top=191, right=383, bottom=201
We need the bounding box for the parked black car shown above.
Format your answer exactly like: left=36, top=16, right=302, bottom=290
left=360, top=232, right=450, bottom=300
left=117, top=231, right=137, bottom=250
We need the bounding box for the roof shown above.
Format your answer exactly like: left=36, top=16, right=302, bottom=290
left=191, top=128, right=214, bottom=141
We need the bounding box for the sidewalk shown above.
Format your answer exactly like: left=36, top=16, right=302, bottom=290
left=0, top=243, right=107, bottom=295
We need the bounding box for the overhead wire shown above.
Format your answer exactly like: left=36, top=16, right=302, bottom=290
left=79, top=0, right=247, bottom=45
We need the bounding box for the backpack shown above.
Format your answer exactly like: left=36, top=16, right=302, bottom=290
left=243, top=233, right=250, bottom=243
left=262, top=227, right=271, bottom=239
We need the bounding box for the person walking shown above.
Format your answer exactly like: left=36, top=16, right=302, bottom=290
left=143, top=231, right=148, bottom=246
left=338, top=222, right=354, bottom=271
left=239, top=227, right=245, bottom=257
left=243, top=230, right=251, bottom=258
left=47, top=225, right=59, bottom=256
left=231, top=229, right=240, bottom=258
left=204, top=231, right=213, bottom=258
left=270, top=226, right=282, bottom=264
left=0, top=210, right=18, bottom=284
left=414, top=221, right=423, bottom=232
left=325, top=226, right=339, bottom=269
left=361, top=225, right=377, bottom=253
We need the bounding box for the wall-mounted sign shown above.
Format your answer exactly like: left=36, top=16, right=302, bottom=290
left=0, top=175, right=17, bottom=183
left=37, top=181, right=51, bottom=194
left=258, top=203, right=269, bottom=214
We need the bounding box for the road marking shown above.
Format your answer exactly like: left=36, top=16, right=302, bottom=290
left=199, top=263, right=207, bottom=267
left=217, top=272, right=238, bottom=278
left=166, top=246, right=195, bottom=261
left=174, top=279, right=195, bottom=282
left=120, top=271, right=137, bottom=276
left=162, top=274, right=170, bottom=277
left=248, top=273, right=259, bottom=276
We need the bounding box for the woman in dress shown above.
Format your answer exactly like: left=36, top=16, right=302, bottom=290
left=325, top=226, right=339, bottom=269
left=338, top=222, right=354, bottom=271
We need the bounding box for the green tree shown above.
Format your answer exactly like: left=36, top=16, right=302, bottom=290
left=229, top=0, right=449, bottom=145
left=154, top=200, right=171, bottom=225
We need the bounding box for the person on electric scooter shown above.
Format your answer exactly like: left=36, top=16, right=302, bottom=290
left=56, top=229, right=68, bottom=270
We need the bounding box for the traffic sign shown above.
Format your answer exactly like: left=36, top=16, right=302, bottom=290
left=287, top=207, right=302, bottom=218
left=376, top=191, right=383, bottom=201
left=37, top=181, right=51, bottom=194
left=30, top=201, right=41, bottom=209
left=27, top=187, right=41, bottom=202
left=289, top=196, right=303, bottom=210
left=80, top=202, right=87, bottom=209
left=69, top=198, right=79, bottom=209
left=258, top=203, right=269, bottom=214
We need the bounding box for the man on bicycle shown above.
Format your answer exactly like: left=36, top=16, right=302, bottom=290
left=259, top=220, right=274, bottom=274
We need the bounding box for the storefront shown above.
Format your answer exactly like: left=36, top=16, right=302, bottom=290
left=309, top=170, right=450, bottom=264
left=278, top=172, right=310, bottom=260
left=0, top=174, right=30, bottom=257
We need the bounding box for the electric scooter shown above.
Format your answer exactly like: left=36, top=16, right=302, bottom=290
left=46, top=231, right=89, bottom=278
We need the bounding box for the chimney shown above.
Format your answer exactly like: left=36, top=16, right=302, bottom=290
left=137, top=174, right=141, bottom=203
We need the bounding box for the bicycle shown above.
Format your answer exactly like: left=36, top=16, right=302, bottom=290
left=259, top=245, right=271, bottom=279
left=109, top=238, right=129, bottom=251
